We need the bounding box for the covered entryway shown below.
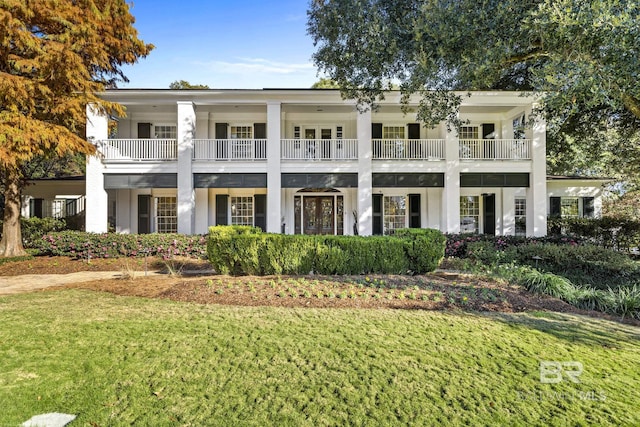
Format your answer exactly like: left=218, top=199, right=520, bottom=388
left=294, top=188, right=344, bottom=235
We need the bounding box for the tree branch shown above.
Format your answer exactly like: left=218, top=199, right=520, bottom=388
left=622, top=93, right=640, bottom=120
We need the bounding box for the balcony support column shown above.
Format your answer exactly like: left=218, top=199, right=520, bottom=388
left=85, top=104, right=109, bottom=233
left=266, top=101, right=282, bottom=233
left=177, top=101, right=195, bottom=234
left=357, top=108, right=373, bottom=236
left=529, top=110, right=547, bottom=236
left=442, top=124, right=460, bottom=233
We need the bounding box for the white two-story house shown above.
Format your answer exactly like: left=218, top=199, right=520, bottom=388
left=81, top=89, right=604, bottom=237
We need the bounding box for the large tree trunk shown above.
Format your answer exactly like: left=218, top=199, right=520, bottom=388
left=0, top=169, right=27, bottom=257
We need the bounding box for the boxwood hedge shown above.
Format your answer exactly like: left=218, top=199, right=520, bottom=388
left=207, top=226, right=445, bottom=276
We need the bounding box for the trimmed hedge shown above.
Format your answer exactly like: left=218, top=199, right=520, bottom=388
left=207, top=226, right=445, bottom=276
left=33, top=231, right=208, bottom=259
left=445, top=233, right=583, bottom=259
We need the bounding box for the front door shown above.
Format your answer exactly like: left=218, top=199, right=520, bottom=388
left=303, top=196, right=334, bottom=235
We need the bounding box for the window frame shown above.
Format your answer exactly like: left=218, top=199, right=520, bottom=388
left=383, top=195, right=407, bottom=235
left=515, top=197, right=527, bottom=236
left=460, top=195, right=480, bottom=233
left=154, top=124, right=177, bottom=139
left=230, top=195, right=254, bottom=226
left=155, top=196, right=177, bottom=233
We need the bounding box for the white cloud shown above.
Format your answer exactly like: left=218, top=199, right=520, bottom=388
left=197, top=57, right=316, bottom=75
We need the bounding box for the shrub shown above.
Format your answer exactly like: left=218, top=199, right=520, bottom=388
left=395, top=228, right=446, bottom=273
left=548, top=216, right=640, bottom=252
left=207, top=228, right=445, bottom=276
left=33, top=231, right=208, bottom=259
left=20, top=217, right=67, bottom=247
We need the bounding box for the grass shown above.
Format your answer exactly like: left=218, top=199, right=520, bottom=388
left=1, top=290, right=639, bottom=426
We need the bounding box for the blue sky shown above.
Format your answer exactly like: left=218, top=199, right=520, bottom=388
left=119, top=0, right=322, bottom=89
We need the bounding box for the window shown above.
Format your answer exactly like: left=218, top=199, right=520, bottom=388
left=231, top=196, right=253, bottom=226
left=561, top=198, right=579, bottom=218
left=384, top=196, right=406, bottom=234
left=230, top=126, right=252, bottom=139
left=459, top=126, right=479, bottom=140
left=515, top=198, right=526, bottom=236
left=383, top=126, right=405, bottom=139
left=155, top=125, right=176, bottom=139
left=156, top=196, right=177, bottom=233
left=460, top=196, right=479, bottom=233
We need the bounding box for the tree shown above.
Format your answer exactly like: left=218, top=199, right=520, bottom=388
left=0, top=0, right=152, bottom=257
left=311, top=78, right=340, bottom=89
left=308, top=0, right=640, bottom=159
left=169, top=80, right=210, bottom=89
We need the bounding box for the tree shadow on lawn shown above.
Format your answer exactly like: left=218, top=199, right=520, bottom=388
left=484, top=311, right=640, bottom=348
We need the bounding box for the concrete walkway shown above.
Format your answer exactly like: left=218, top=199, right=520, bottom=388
left=0, top=271, right=164, bottom=295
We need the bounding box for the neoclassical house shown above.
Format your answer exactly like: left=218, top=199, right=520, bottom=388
left=75, top=89, right=605, bottom=236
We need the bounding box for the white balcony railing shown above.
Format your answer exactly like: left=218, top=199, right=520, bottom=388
left=193, top=139, right=267, bottom=161
left=100, top=139, right=177, bottom=161
left=281, top=139, right=358, bottom=160
left=459, top=139, right=531, bottom=160
left=373, top=139, right=445, bottom=160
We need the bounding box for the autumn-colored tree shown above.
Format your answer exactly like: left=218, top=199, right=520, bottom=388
left=0, top=0, right=152, bottom=256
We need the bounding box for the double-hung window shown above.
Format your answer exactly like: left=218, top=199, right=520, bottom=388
left=156, top=196, right=177, bottom=233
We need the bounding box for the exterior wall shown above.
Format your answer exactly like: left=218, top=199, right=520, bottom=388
left=85, top=90, right=563, bottom=236
left=547, top=180, right=605, bottom=218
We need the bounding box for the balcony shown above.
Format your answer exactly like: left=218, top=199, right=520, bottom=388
left=281, top=139, right=358, bottom=160
left=373, top=139, right=445, bottom=160
left=193, top=139, right=267, bottom=161
left=100, top=139, right=177, bottom=161
left=459, top=139, right=531, bottom=160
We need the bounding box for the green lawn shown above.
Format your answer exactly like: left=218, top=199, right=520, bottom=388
left=1, top=290, right=639, bottom=426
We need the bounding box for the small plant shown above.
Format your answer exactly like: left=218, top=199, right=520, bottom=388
left=215, top=288, right=223, bottom=295
left=119, top=260, right=137, bottom=281
left=398, top=292, right=406, bottom=300
left=277, top=290, right=287, bottom=298
left=408, top=292, right=417, bottom=300
left=421, top=294, right=429, bottom=301
left=315, top=291, right=324, bottom=299
left=206, top=279, right=214, bottom=288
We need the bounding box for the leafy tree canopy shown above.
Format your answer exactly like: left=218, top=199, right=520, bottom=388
left=0, top=0, right=152, bottom=256
left=169, top=80, right=210, bottom=89
left=308, top=0, right=640, bottom=138
left=311, top=78, right=340, bottom=88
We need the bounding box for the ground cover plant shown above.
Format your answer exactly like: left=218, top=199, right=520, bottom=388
left=1, top=290, right=638, bottom=426
left=449, top=239, right=640, bottom=320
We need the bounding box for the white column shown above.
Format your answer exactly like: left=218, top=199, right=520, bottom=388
left=530, top=112, right=547, bottom=236
left=116, top=189, right=132, bottom=233
left=85, top=104, right=109, bottom=233
left=177, top=101, right=195, bottom=234
left=357, top=109, right=372, bottom=235
left=266, top=101, right=282, bottom=233
left=194, top=188, right=209, bottom=234
left=442, top=124, right=460, bottom=233
left=502, top=188, right=516, bottom=236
